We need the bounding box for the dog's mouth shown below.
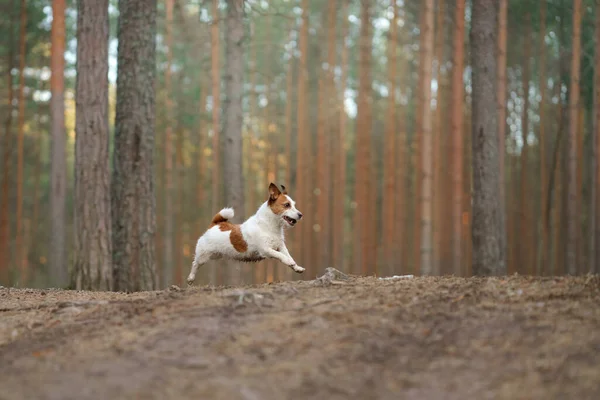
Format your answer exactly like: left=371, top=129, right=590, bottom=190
left=283, top=216, right=297, bottom=226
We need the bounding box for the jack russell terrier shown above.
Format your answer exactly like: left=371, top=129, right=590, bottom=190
left=186, top=183, right=305, bottom=285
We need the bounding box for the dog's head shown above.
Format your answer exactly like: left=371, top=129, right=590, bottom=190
left=268, top=183, right=303, bottom=227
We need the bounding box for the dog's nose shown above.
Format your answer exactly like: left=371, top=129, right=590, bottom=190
left=297, top=212, right=303, bottom=219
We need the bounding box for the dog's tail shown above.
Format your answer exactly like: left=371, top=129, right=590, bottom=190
left=211, top=207, right=234, bottom=225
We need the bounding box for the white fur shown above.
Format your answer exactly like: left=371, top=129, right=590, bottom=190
left=186, top=194, right=304, bottom=285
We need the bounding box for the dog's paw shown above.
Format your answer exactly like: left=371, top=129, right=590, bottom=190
left=292, top=265, right=305, bottom=273
left=186, top=276, right=195, bottom=286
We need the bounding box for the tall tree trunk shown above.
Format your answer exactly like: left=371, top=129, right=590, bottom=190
left=50, top=0, right=67, bottom=288
left=197, top=82, right=208, bottom=239
left=174, top=117, right=185, bottom=286
left=547, top=78, right=566, bottom=274
left=283, top=26, right=295, bottom=281
left=566, top=0, right=582, bottom=276
left=264, top=14, right=276, bottom=283
left=211, top=0, right=221, bottom=212
left=112, top=0, right=158, bottom=291
left=315, top=1, right=336, bottom=275
left=29, top=87, right=43, bottom=280
left=519, top=16, right=531, bottom=274
left=553, top=124, right=565, bottom=275
left=0, top=13, right=15, bottom=285
left=419, top=0, right=435, bottom=276
left=325, top=0, right=337, bottom=275
left=593, top=0, right=600, bottom=275
left=333, top=0, right=349, bottom=273
left=432, top=0, right=445, bottom=275
left=73, top=0, right=112, bottom=291
left=576, top=106, right=584, bottom=273
left=222, top=0, right=245, bottom=285
left=354, top=0, right=374, bottom=276
left=470, top=0, right=504, bottom=276
left=162, top=0, right=174, bottom=287
left=538, top=0, right=548, bottom=275
left=412, top=6, right=426, bottom=275
left=396, top=55, right=409, bottom=274
left=451, top=0, right=465, bottom=275
left=381, top=0, right=397, bottom=276
left=497, top=0, right=508, bottom=272
left=284, top=27, right=294, bottom=195
left=208, top=0, right=221, bottom=285
left=15, top=0, right=27, bottom=281
left=296, top=0, right=309, bottom=273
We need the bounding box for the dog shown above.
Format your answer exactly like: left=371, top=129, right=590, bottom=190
left=186, top=183, right=305, bottom=285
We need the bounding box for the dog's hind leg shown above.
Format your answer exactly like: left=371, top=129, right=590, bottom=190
left=186, top=250, right=210, bottom=286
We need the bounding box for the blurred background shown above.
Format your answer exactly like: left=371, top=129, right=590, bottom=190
left=0, top=0, right=598, bottom=289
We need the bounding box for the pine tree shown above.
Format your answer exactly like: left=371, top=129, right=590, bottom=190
left=470, top=0, right=504, bottom=276
left=73, top=0, right=112, bottom=291
left=451, top=0, right=466, bottom=275
left=566, top=0, right=582, bottom=275
left=112, top=0, right=158, bottom=291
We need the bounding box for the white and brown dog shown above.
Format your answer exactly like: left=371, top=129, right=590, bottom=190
left=186, top=183, right=305, bottom=285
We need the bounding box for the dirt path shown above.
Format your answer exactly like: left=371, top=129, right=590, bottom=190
left=1, top=274, right=600, bottom=400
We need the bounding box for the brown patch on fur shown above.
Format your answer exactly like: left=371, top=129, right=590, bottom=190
left=268, top=195, right=290, bottom=215
left=210, top=211, right=228, bottom=227
left=210, top=222, right=248, bottom=253
left=228, top=225, right=248, bottom=253
left=268, top=183, right=291, bottom=215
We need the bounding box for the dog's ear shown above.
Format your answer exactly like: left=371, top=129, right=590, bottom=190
left=280, top=184, right=288, bottom=195
left=268, top=182, right=281, bottom=201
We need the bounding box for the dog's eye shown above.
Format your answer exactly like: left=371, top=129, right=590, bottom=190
left=284, top=203, right=291, bottom=208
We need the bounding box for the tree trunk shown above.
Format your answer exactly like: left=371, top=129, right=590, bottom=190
left=211, top=0, right=221, bottom=213
left=412, top=5, right=426, bottom=275
left=519, top=16, right=531, bottom=274
left=284, top=27, right=294, bottom=196
left=296, top=0, right=309, bottom=273
left=548, top=80, right=566, bottom=275
left=497, top=0, right=508, bottom=273
left=283, top=26, right=295, bottom=281
left=174, top=115, right=185, bottom=286
left=0, top=11, right=15, bottom=285
left=315, top=0, right=336, bottom=275
left=222, top=0, right=245, bottom=285
left=50, top=0, right=67, bottom=288
left=15, top=0, right=27, bottom=281
left=470, top=0, right=504, bottom=276
left=264, top=14, right=276, bottom=283
left=432, top=0, right=445, bottom=275
left=381, top=0, right=398, bottom=276
left=73, top=0, right=112, bottom=291
left=451, top=0, right=465, bottom=275
left=333, top=0, right=349, bottom=273
left=112, top=0, right=158, bottom=291
left=197, top=83, right=208, bottom=239
left=593, top=0, right=600, bottom=275
left=552, top=116, right=565, bottom=275
left=576, top=106, right=584, bottom=273
left=419, top=0, right=435, bottom=276
left=354, top=0, right=374, bottom=276
left=396, top=55, right=408, bottom=274
left=162, top=0, right=174, bottom=287
left=538, top=0, right=548, bottom=275
left=325, top=0, right=337, bottom=275
left=29, top=87, right=43, bottom=281
left=566, top=0, right=582, bottom=276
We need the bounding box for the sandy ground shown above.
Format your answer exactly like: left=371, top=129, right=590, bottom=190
left=1, top=271, right=600, bottom=400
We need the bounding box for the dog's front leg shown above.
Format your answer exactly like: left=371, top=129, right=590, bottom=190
left=264, top=248, right=305, bottom=273
left=279, top=245, right=305, bottom=273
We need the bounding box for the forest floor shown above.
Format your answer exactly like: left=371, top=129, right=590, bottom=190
left=1, top=270, right=600, bottom=400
